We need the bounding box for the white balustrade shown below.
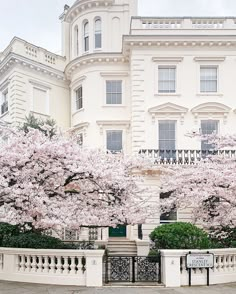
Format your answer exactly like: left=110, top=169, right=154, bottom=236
left=142, top=19, right=182, bottom=29
left=139, top=149, right=236, bottom=165
left=161, top=249, right=236, bottom=287
left=0, top=248, right=104, bottom=286
left=25, top=46, right=37, bottom=57
left=132, top=17, right=236, bottom=31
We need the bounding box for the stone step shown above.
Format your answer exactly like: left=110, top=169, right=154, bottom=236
left=107, top=239, right=137, bottom=256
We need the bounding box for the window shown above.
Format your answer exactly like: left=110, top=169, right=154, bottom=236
left=158, top=66, right=176, bottom=93
left=1, top=90, right=8, bottom=115
left=160, top=192, right=177, bottom=224
left=200, top=66, right=218, bottom=92
left=106, top=81, right=122, bottom=104
left=84, top=21, right=89, bottom=52
left=201, top=120, right=219, bottom=150
left=106, top=130, right=122, bottom=153
left=94, top=18, right=102, bottom=49
left=75, top=87, right=83, bottom=110
left=33, top=87, right=47, bottom=114
left=77, top=133, right=83, bottom=146
left=74, top=25, right=79, bottom=56
left=159, top=120, right=176, bottom=159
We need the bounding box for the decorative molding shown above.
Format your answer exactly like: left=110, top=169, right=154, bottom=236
left=149, top=103, right=188, bottom=125
left=96, top=120, right=130, bottom=134
left=191, top=102, right=231, bottom=114
left=70, top=75, right=87, bottom=89
left=0, top=53, right=66, bottom=81
left=65, top=0, right=114, bottom=23
left=65, top=53, right=129, bottom=77
left=0, top=79, right=10, bottom=91
left=100, top=72, right=129, bottom=77
left=29, top=79, right=51, bottom=90
left=192, top=102, right=231, bottom=124
left=194, top=56, right=226, bottom=62
left=72, top=122, right=90, bottom=137
left=152, top=57, right=183, bottom=63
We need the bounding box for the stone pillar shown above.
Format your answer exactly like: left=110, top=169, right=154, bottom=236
left=161, top=250, right=182, bottom=287
left=85, top=250, right=104, bottom=287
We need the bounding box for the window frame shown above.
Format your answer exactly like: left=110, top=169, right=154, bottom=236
left=158, top=120, right=177, bottom=154
left=106, top=80, right=123, bottom=105
left=200, top=119, right=219, bottom=151
left=1, top=90, right=9, bottom=115
left=200, top=65, right=218, bottom=93
left=29, top=80, right=50, bottom=116
left=75, top=86, right=83, bottom=111
left=74, top=25, right=79, bottom=57
left=160, top=192, right=178, bottom=224
left=158, top=66, right=177, bottom=94
left=94, top=18, right=102, bottom=49
left=83, top=21, right=89, bottom=52
left=106, top=130, right=123, bottom=153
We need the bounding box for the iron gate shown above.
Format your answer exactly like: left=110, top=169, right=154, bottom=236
left=104, top=256, right=161, bottom=284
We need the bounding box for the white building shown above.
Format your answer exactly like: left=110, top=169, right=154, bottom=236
left=1, top=0, right=236, bottom=251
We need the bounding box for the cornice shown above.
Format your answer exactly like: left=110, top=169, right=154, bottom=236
left=194, top=56, right=226, bottom=62
left=96, top=120, right=130, bottom=127
left=123, top=35, right=236, bottom=55
left=64, top=0, right=114, bottom=23
left=152, top=57, right=183, bottom=63
left=0, top=53, right=66, bottom=82
left=191, top=102, right=231, bottom=114
left=65, top=53, right=129, bottom=78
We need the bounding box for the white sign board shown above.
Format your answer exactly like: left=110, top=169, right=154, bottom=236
left=186, top=253, right=214, bottom=269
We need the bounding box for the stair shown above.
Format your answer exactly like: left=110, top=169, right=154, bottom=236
left=107, top=239, right=137, bottom=256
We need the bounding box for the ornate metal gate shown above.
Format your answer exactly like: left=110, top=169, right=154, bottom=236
left=104, top=256, right=161, bottom=284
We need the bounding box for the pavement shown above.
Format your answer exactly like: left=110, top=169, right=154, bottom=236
left=0, top=281, right=236, bottom=294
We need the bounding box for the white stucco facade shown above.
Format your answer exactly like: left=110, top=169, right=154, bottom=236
left=1, top=0, right=236, bottom=241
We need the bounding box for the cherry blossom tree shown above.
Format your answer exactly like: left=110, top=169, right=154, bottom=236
left=0, top=127, right=155, bottom=231
left=160, top=134, right=236, bottom=227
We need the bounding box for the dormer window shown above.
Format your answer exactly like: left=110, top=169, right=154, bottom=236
left=84, top=21, right=89, bottom=52
left=94, top=18, right=102, bottom=49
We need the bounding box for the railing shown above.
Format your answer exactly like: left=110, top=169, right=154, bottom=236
left=1, top=38, right=66, bottom=71
left=131, top=17, right=236, bottom=31
left=1, top=101, right=8, bottom=115
left=180, top=249, right=236, bottom=286
left=60, top=227, right=103, bottom=242
left=0, top=248, right=104, bottom=286
left=161, top=248, right=236, bottom=287
left=139, top=149, right=236, bottom=165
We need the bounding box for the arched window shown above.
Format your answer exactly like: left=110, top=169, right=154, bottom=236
left=84, top=21, right=89, bottom=52
left=74, top=25, right=79, bottom=56
left=94, top=18, right=102, bottom=49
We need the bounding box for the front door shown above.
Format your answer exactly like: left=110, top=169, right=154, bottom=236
left=109, top=225, right=126, bottom=237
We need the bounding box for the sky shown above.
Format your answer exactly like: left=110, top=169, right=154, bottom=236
left=1, top=0, right=236, bottom=54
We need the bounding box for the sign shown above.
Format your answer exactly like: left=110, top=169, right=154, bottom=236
left=186, top=253, right=214, bottom=269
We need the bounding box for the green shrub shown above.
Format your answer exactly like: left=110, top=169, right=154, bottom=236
left=0, top=223, right=20, bottom=246
left=150, top=222, right=214, bottom=250
left=209, top=226, right=236, bottom=248
left=2, top=232, right=65, bottom=249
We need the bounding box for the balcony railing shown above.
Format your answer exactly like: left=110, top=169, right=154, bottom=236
left=130, top=17, right=236, bottom=34
left=1, top=101, right=8, bottom=115
left=139, top=149, right=236, bottom=165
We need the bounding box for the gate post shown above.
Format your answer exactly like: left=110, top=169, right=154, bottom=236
left=161, top=250, right=182, bottom=287
left=85, top=250, right=104, bottom=287
left=132, top=257, right=136, bottom=283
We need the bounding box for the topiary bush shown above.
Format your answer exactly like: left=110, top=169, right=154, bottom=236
left=150, top=222, right=214, bottom=250
left=2, top=232, right=66, bottom=249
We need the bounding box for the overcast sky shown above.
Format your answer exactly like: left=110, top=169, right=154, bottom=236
left=1, top=0, right=236, bottom=54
